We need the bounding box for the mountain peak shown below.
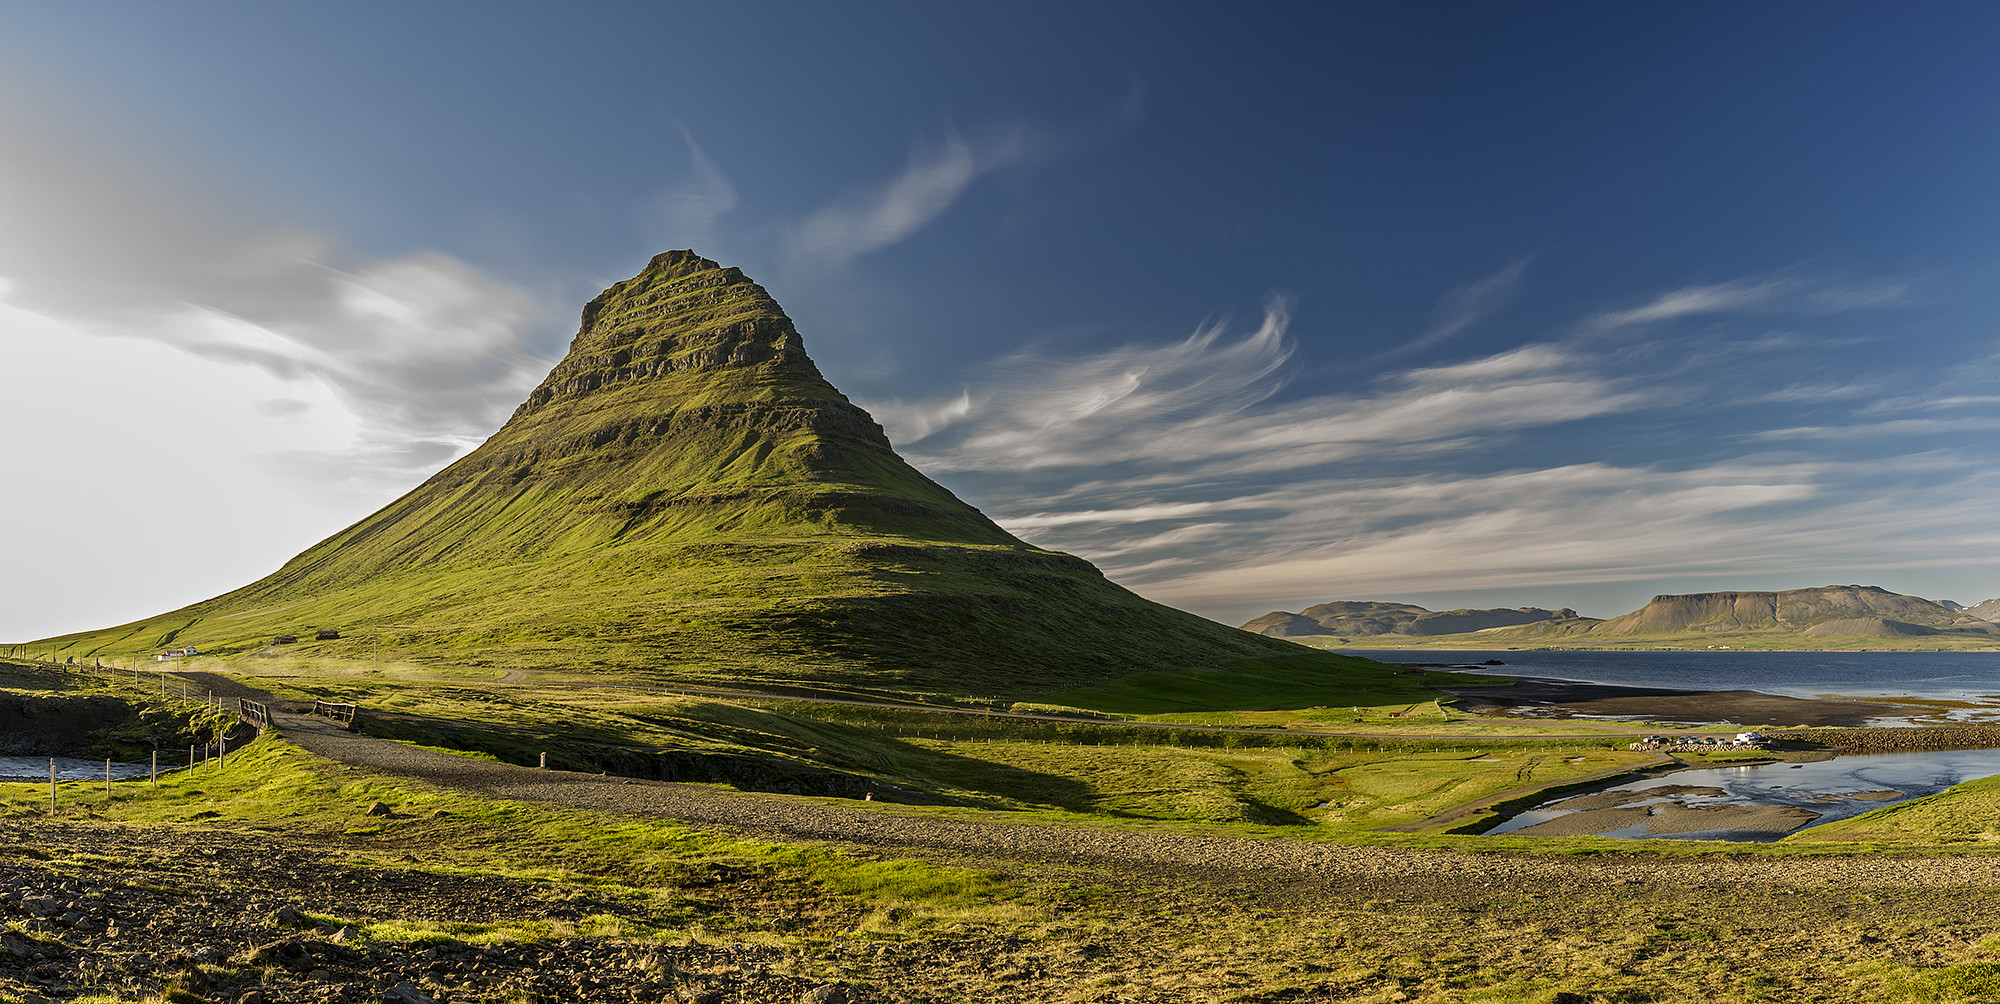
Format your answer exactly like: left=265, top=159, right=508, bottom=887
left=517, top=250, right=833, bottom=418
left=42, top=253, right=1298, bottom=694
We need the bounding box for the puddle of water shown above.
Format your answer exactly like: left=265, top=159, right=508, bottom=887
left=1489, top=747, right=2000, bottom=842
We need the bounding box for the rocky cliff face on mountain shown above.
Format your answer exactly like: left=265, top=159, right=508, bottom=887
left=42, top=251, right=1299, bottom=695
left=1591, top=585, right=2000, bottom=637
left=1241, top=601, right=1586, bottom=638
left=1247, top=585, right=2000, bottom=644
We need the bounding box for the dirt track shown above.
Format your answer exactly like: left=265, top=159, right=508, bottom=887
left=176, top=674, right=2000, bottom=894
left=2, top=671, right=1990, bottom=1004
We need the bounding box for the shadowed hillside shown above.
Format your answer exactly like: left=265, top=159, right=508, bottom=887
left=1242, top=601, right=1585, bottom=638
left=37, top=252, right=1300, bottom=696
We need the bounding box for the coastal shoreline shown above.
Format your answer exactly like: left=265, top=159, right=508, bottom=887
left=1438, top=674, right=1902, bottom=727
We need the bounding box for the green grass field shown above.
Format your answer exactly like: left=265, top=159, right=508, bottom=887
left=13, top=653, right=2000, bottom=1002
left=10, top=698, right=2000, bottom=1002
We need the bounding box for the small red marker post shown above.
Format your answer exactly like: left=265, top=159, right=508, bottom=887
left=539, top=752, right=547, bottom=769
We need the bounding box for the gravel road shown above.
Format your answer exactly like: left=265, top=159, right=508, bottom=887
left=239, top=699, right=2000, bottom=895
left=6, top=670, right=1974, bottom=1004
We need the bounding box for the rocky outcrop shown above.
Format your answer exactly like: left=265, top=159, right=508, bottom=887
left=1593, top=585, right=2000, bottom=638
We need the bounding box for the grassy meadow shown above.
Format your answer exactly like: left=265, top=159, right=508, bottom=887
left=7, top=660, right=2000, bottom=1001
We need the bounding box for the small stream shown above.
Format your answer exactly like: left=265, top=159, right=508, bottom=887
left=1490, top=747, right=2000, bottom=841
left=0, top=756, right=159, bottom=782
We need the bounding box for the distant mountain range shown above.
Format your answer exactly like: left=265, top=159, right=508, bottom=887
left=1243, top=585, right=2000, bottom=645
left=1241, top=602, right=1585, bottom=638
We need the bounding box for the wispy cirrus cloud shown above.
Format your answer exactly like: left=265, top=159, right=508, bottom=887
left=870, top=297, right=1295, bottom=467
left=645, top=131, right=739, bottom=252
left=1392, top=259, right=1530, bottom=355
left=1589, top=277, right=1788, bottom=328
left=877, top=304, right=1650, bottom=481
left=785, top=128, right=988, bottom=268
left=1749, top=416, right=2000, bottom=441
left=1009, top=452, right=2000, bottom=623
left=1587, top=271, right=1912, bottom=329
left=781, top=78, right=1145, bottom=270
left=874, top=265, right=1994, bottom=622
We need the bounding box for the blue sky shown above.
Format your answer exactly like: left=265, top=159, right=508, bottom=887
left=5, top=2, right=2000, bottom=639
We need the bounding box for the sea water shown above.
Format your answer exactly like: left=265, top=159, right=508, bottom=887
left=1352, top=649, right=2000, bottom=705
left=1345, top=649, right=2000, bottom=839
left=1485, top=746, right=2000, bottom=841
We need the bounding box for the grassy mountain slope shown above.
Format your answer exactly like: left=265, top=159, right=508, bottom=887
left=38, top=252, right=1298, bottom=696
left=1242, top=600, right=1587, bottom=638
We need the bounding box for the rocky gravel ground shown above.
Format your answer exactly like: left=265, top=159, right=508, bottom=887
left=263, top=706, right=2000, bottom=893
left=0, top=822, right=860, bottom=1004
left=5, top=672, right=1974, bottom=1003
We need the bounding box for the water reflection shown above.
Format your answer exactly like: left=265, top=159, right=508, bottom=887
left=0, top=756, right=156, bottom=782
left=1489, top=747, right=2000, bottom=842
left=1355, top=650, right=2000, bottom=725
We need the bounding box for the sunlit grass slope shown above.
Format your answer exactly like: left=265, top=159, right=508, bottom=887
left=38, top=252, right=1299, bottom=696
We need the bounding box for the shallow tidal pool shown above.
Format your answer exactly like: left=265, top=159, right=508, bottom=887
left=1488, top=747, right=2000, bottom=842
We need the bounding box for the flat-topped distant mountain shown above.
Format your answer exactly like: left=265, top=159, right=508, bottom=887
left=1592, top=585, right=1999, bottom=638
left=1242, top=601, right=1587, bottom=638
left=1245, top=585, right=2000, bottom=648
left=36, top=251, right=1304, bottom=695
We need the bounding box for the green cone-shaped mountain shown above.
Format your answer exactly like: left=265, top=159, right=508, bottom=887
left=47, top=252, right=1295, bottom=695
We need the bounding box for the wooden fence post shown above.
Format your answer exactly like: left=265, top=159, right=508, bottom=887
left=48, top=760, right=55, bottom=814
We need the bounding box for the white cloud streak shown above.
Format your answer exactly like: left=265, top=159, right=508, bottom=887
left=1397, top=259, right=1529, bottom=354
left=645, top=131, right=739, bottom=251
left=1588, top=272, right=1912, bottom=330
left=878, top=266, right=1991, bottom=623
left=787, top=129, right=985, bottom=268
left=879, top=304, right=1650, bottom=482
left=782, top=78, right=1146, bottom=269
left=1589, top=277, right=1791, bottom=328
